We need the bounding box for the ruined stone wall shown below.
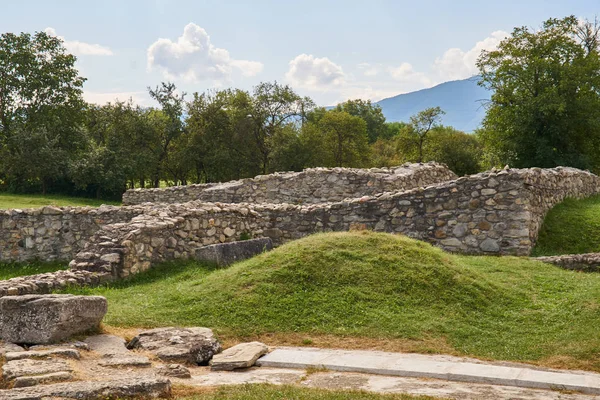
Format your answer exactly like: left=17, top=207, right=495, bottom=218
left=1, top=166, right=599, bottom=276
left=0, top=205, right=145, bottom=262
left=122, top=163, right=457, bottom=206
left=64, top=166, right=600, bottom=281
left=1, top=166, right=599, bottom=296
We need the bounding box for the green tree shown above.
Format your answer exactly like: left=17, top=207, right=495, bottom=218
left=317, top=111, right=369, bottom=167
left=408, top=107, right=445, bottom=163
left=334, top=99, right=387, bottom=143
left=148, top=82, right=186, bottom=187
left=477, top=16, right=600, bottom=170
left=249, top=82, right=314, bottom=173
left=425, top=127, right=482, bottom=176
left=0, top=30, right=86, bottom=193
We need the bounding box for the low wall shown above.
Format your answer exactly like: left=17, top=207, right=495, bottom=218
left=0, top=168, right=600, bottom=296
left=65, top=166, right=600, bottom=281
left=122, top=163, right=457, bottom=206
left=533, top=253, right=600, bottom=272
left=0, top=206, right=145, bottom=262
left=1, top=166, right=599, bottom=297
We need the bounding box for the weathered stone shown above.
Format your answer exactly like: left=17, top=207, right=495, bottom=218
left=13, top=371, right=72, bottom=388
left=195, top=238, right=273, bottom=266
left=98, top=355, right=151, bottom=368
left=0, top=294, right=107, bottom=344
left=0, top=341, right=24, bottom=356
left=155, top=363, right=191, bottom=378
left=210, top=342, right=268, bottom=371
left=480, top=238, right=500, bottom=253
left=2, top=358, right=72, bottom=381
left=127, top=327, right=221, bottom=365
left=5, top=348, right=80, bottom=361
left=0, top=378, right=171, bottom=400
left=84, top=334, right=129, bottom=356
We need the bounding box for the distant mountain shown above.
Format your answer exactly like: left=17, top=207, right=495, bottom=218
left=375, top=77, right=491, bottom=132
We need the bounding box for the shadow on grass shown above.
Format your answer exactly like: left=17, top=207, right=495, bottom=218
left=0, top=260, right=67, bottom=281
left=76, top=259, right=221, bottom=291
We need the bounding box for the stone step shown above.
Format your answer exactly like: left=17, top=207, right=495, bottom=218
left=257, top=347, right=600, bottom=396
left=13, top=371, right=73, bottom=388
left=0, top=377, right=171, bottom=400
left=5, top=348, right=80, bottom=361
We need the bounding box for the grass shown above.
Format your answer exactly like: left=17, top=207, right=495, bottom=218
left=65, top=231, right=600, bottom=371
left=0, top=192, right=120, bottom=209
left=174, top=384, right=436, bottom=400
left=533, top=195, right=600, bottom=256
left=0, top=260, right=67, bottom=280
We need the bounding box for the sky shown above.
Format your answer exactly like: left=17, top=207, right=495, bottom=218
left=1, top=0, right=597, bottom=106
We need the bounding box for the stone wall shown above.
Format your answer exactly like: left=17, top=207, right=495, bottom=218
left=533, top=253, right=600, bottom=272
left=0, top=168, right=600, bottom=294
left=1, top=166, right=599, bottom=296
left=64, top=166, right=600, bottom=280
left=122, top=163, right=457, bottom=206
left=0, top=205, right=145, bottom=262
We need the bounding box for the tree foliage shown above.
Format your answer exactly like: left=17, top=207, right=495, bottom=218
left=0, top=30, right=86, bottom=192
left=477, top=16, right=600, bottom=171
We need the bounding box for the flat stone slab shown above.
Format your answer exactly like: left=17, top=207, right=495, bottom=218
left=0, top=294, right=107, bottom=344
left=187, top=368, right=598, bottom=400
left=211, top=342, right=268, bottom=371
left=0, top=377, right=171, bottom=400
left=257, top=347, right=600, bottom=396
left=0, top=341, right=24, bottom=356
left=98, top=355, right=152, bottom=368
left=5, top=348, right=80, bottom=361
left=2, top=358, right=73, bottom=381
left=84, top=334, right=129, bottom=356
left=13, top=371, right=73, bottom=388
left=195, top=238, right=273, bottom=266
left=127, top=327, right=221, bottom=365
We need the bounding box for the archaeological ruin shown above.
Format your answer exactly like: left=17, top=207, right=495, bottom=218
left=1, top=162, right=600, bottom=297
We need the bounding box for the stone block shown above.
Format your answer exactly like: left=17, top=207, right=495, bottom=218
left=195, top=237, right=273, bottom=266
left=0, top=294, right=107, bottom=344
left=211, top=342, right=268, bottom=371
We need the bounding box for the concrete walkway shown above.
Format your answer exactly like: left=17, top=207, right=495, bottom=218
left=257, top=347, right=600, bottom=396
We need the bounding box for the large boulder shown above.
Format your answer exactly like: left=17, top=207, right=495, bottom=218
left=127, top=327, right=221, bottom=365
left=0, top=294, right=107, bottom=345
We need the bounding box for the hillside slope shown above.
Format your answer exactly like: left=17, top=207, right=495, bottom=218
left=376, top=77, right=491, bottom=132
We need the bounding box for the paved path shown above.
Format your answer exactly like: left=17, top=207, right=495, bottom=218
left=257, top=347, right=600, bottom=396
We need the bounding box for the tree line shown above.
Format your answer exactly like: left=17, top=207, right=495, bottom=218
left=0, top=15, right=599, bottom=199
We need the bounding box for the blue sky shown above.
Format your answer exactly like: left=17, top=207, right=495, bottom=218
left=2, top=0, right=597, bottom=106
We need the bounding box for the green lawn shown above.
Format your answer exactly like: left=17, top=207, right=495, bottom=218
left=0, top=193, right=120, bottom=209
left=178, top=385, right=435, bottom=400
left=533, top=195, right=600, bottom=256
left=0, top=260, right=67, bottom=280
left=66, top=231, right=600, bottom=371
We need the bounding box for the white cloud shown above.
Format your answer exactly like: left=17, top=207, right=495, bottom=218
left=433, top=30, right=508, bottom=80
left=285, top=54, right=345, bottom=90
left=147, top=23, right=263, bottom=83
left=44, top=27, right=113, bottom=56
left=387, top=62, right=433, bottom=88
left=358, top=63, right=379, bottom=77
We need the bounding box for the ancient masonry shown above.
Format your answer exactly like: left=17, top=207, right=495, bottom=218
left=1, top=162, right=600, bottom=297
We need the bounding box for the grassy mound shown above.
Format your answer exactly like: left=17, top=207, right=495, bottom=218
left=0, top=193, right=120, bottom=209
left=533, top=195, right=600, bottom=256
left=69, top=231, right=600, bottom=370
left=0, top=261, right=66, bottom=280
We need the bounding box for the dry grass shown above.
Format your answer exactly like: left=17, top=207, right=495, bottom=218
left=219, top=332, right=458, bottom=356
